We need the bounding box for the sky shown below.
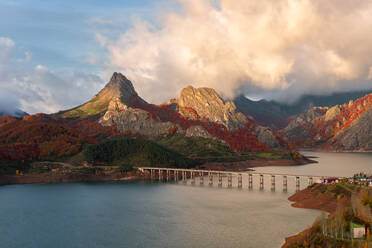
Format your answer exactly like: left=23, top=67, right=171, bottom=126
left=1, top=0, right=372, bottom=114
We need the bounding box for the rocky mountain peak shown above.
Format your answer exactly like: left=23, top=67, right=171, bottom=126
left=97, top=72, right=146, bottom=107
left=177, top=85, right=247, bottom=130
left=60, top=72, right=146, bottom=118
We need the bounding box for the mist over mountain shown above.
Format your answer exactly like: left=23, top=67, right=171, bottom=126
left=0, top=91, right=28, bottom=118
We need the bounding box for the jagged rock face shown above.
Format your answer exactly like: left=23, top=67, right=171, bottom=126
left=325, top=105, right=340, bottom=122
left=178, top=86, right=247, bottom=130
left=254, top=126, right=279, bottom=148
left=332, top=107, right=372, bottom=150
left=284, top=107, right=328, bottom=131
left=185, top=125, right=214, bottom=139
left=282, top=107, right=329, bottom=147
left=100, top=98, right=182, bottom=137
left=96, top=72, right=146, bottom=107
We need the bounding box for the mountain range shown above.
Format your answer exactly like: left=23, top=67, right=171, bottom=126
left=1, top=72, right=372, bottom=163
left=234, top=90, right=372, bottom=129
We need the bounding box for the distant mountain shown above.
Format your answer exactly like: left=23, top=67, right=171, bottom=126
left=234, top=90, right=372, bottom=129
left=0, top=109, right=28, bottom=118
left=282, top=93, right=372, bottom=151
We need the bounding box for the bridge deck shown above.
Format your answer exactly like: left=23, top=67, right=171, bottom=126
left=135, top=167, right=339, bottom=179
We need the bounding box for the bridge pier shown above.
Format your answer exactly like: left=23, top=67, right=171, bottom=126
left=283, top=176, right=287, bottom=192
left=238, top=174, right=242, bottom=188
left=296, top=176, right=300, bottom=192
left=260, top=174, right=264, bottom=190
left=191, top=171, right=195, bottom=185
left=308, top=177, right=313, bottom=186
left=137, top=167, right=330, bottom=192
left=248, top=174, right=253, bottom=189
left=218, top=173, right=222, bottom=187
left=182, top=170, right=186, bottom=183
left=227, top=173, right=232, bottom=188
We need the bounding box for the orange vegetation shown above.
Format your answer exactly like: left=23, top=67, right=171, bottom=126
left=292, top=94, right=372, bottom=148
left=182, top=106, right=199, bottom=120
left=0, top=114, right=120, bottom=160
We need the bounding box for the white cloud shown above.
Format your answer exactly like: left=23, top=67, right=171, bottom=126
left=99, top=0, right=372, bottom=103
left=0, top=37, right=104, bottom=114
left=0, top=37, right=14, bottom=48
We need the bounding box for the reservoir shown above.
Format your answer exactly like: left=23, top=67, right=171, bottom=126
left=0, top=152, right=371, bottom=248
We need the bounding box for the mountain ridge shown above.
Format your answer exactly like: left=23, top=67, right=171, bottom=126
left=282, top=93, right=372, bottom=151
left=234, top=90, right=372, bottom=129
left=98, top=73, right=285, bottom=152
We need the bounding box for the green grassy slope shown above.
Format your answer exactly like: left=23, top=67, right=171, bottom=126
left=83, top=138, right=197, bottom=168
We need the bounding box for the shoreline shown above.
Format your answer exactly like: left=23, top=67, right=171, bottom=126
left=0, top=171, right=144, bottom=186
left=281, top=184, right=340, bottom=248
left=300, top=148, right=372, bottom=153
left=201, top=156, right=317, bottom=171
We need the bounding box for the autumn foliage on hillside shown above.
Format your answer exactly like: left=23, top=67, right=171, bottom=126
left=130, top=95, right=271, bottom=152
left=0, top=114, right=119, bottom=161
left=289, top=94, right=372, bottom=148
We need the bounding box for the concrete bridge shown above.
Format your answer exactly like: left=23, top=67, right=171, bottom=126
left=136, top=167, right=340, bottom=192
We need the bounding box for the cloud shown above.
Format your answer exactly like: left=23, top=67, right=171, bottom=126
left=0, top=90, right=21, bottom=115
left=0, top=37, right=104, bottom=114
left=99, top=0, right=372, bottom=103
left=17, top=51, right=32, bottom=63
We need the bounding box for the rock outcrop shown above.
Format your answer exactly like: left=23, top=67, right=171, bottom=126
left=254, top=126, right=280, bottom=148
left=331, top=107, right=372, bottom=150
left=324, top=105, right=340, bottom=122
left=185, top=125, right=214, bottom=139
left=177, top=86, right=248, bottom=130
left=99, top=98, right=179, bottom=137
left=284, top=107, right=328, bottom=132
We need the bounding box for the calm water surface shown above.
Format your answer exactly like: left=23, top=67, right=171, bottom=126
left=1, top=152, right=371, bottom=248
left=254, top=151, right=372, bottom=177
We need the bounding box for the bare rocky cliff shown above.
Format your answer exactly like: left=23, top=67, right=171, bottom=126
left=177, top=86, right=248, bottom=130
left=99, top=98, right=180, bottom=137
left=331, top=107, right=372, bottom=150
